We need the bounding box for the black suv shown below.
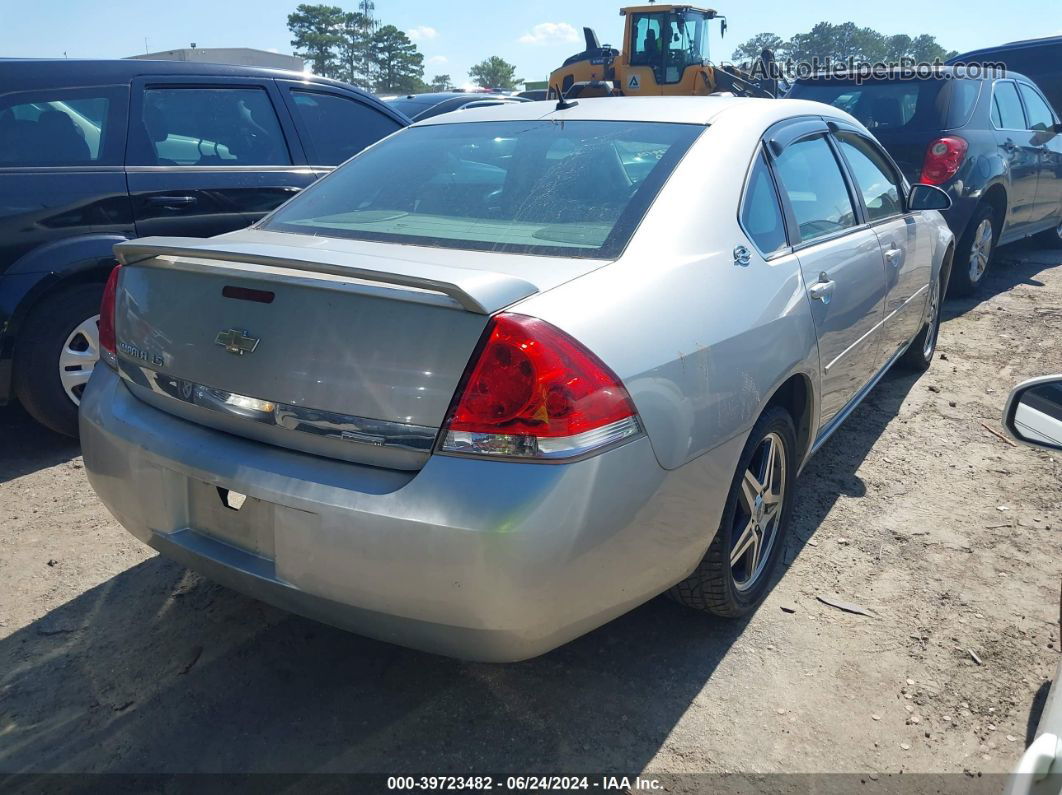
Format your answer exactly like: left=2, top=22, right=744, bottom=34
left=788, top=67, right=1062, bottom=295
left=0, top=59, right=408, bottom=436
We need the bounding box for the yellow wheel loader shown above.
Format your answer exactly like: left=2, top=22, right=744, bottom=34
left=548, top=4, right=775, bottom=100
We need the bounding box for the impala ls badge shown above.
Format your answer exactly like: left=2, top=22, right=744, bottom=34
left=215, top=328, right=260, bottom=356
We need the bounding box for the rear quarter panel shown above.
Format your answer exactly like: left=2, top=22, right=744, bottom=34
left=515, top=116, right=821, bottom=472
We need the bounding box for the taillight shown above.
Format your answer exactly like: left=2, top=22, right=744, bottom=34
left=919, top=136, right=968, bottom=185
left=440, top=313, right=641, bottom=459
left=98, top=263, right=121, bottom=368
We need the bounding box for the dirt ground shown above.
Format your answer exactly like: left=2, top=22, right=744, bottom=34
left=0, top=242, right=1060, bottom=786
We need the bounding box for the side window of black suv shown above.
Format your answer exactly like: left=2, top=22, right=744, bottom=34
left=131, top=86, right=292, bottom=166
left=287, top=89, right=403, bottom=166
left=0, top=85, right=126, bottom=167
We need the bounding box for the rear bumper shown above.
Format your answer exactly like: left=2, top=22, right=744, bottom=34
left=80, top=366, right=738, bottom=661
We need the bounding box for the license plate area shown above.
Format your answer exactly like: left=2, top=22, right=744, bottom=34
left=187, top=479, right=275, bottom=559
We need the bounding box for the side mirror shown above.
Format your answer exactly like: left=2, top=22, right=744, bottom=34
left=908, top=183, right=952, bottom=211
left=1003, top=375, right=1062, bottom=451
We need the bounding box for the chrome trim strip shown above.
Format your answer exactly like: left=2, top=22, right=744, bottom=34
left=824, top=283, right=930, bottom=373
left=439, top=416, right=643, bottom=461
left=118, top=360, right=438, bottom=453
left=824, top=316, right=883, bottom=373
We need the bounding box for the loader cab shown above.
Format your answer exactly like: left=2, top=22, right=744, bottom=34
left=624, top=5, right=715, bottom=85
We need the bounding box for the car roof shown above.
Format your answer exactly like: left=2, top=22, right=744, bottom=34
left=948, top=34, right=1062, bottom=61
left=410, top=95, right=855, bottom=128
left=0, top=58, right=351, bottom=90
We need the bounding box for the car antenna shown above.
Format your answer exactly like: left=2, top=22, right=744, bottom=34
left=553, top=82, right=578, bottom=111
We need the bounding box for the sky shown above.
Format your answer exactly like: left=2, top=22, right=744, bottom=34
left=1, top=0, right=1060, bottom=88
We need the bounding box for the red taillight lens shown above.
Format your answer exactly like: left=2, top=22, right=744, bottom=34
left=919, top=136, right=968, bottom=186
left=98, top=263, right=121, bottom=367
left=440, top=313, right=641, bottom=459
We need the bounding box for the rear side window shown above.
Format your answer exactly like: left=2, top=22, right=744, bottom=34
left=290, top=90, right=402, bottom=166
left=992, top=81, right=1027, bottom=130
left=835, top=133, right=903, bottom=222
left=1017, top=84, right=1056, bottom=132
left=135, top=86, right=291, bottom=166
left=945, top=80, right=981, bottom=128
left=787, top=80, right=944, bottom=132
left=740, top=152, right=787, bottom=255
left=0, top=86, right=125, bottom=166
left=772, top=136, right=857, bottom=244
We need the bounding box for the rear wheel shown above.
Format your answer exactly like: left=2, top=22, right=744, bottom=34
left=1035, top=219, right=1062, bottom=249
left=950, top=204, right=996, bottom=296
left=669, top=407, right=797, bottom=617
left=14, top=284, right=104, bottom=438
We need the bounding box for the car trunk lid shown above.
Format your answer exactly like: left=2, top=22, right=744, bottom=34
left=112, top=229, right=605, bottom=470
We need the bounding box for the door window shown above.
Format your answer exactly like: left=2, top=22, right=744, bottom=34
left=835, top=134, right=903, bottom=222
left=0, top=87, right=123, bottom=166
left=772, top=135, right=857, bottom=244
left=137, top=87, right=290, bottom=166
left=740, top=151, right=787, bottom=255
left=1017, top=84, right=1056, bottom=132
left=992, top=81, right=1027, bottom=130
left=289, top=90, right=403, bottom=165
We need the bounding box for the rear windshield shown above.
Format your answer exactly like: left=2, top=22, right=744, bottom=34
left=788, top=78, right=981, bottom=131
left=263, top=120, right=702, bottom=258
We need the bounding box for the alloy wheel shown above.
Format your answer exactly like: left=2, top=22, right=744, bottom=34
left=968, top=218, right=993, bottom=284
left=731, top=431, right=787, bottom=591
left=58, top=314, right=100, bottom=406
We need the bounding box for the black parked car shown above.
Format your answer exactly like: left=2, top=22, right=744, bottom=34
left=948, top=36, right=1062, bottom=125
left=384, top=91, right=530, bottom=122
left=788, top=66, right=1062, bottom=296
left=0, top=59, right=408, bottom=436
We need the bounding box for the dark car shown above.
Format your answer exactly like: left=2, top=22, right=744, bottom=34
left=788, top=66, right=1062, bottom=296
left=0, top=59, right=408, bottom=436
left=385, top=91, right=530, bottom=122
left=948, top=36, right=1062, bottom=123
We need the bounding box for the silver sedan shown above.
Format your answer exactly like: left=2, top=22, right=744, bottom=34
left=80, top=96, right=955, bottom=661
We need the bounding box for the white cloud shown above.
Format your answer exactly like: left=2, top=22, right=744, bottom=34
left=518, top=22, right=579, bottom=46
left=408, top=26, right=438, bottom=41
left=427, top=55, right=448, bottom=65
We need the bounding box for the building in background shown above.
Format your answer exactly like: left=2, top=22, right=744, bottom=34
left=127, top=47, right=303, bottom=71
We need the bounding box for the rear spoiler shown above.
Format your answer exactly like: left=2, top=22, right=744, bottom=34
left=114, top=237, right=538, bottom=314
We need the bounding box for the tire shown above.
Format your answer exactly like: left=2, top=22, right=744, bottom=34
left=669, top=406, right=797, bottom=617
left=13, top=283, right=105, bottom=438
left=899, top=265, right=944, bottom=372
left=950, top=204, right=997, bottom=296
left=1035, top=219, right=1062, bottom=249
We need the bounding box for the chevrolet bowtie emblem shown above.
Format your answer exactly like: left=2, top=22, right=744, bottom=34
left=214, top=328, right=260, bottom=356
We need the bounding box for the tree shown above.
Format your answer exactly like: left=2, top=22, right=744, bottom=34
left=734, top=23, right=955, bottom=69
left=731, top=33, right=784, bottom=65
left=337, top=11, right=374, bottom=87
left=371, top=25, right=425, bottom=94
left=469, top=56, right=521, bottom=90
left=288, top=4, right=345, bottom=78
left=429, top=74, right=453, bottom=91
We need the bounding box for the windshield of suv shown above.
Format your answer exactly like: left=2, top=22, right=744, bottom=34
left=263, top=120, right=703, bottom=258
left=788, top=78, right=981, bottom=131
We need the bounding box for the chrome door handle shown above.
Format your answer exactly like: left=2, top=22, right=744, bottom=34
left=884, top=247, right=903, bottom=265
left=808, top=276, right=836, bottom=304
left=147, top=195, right=198, bottom=207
